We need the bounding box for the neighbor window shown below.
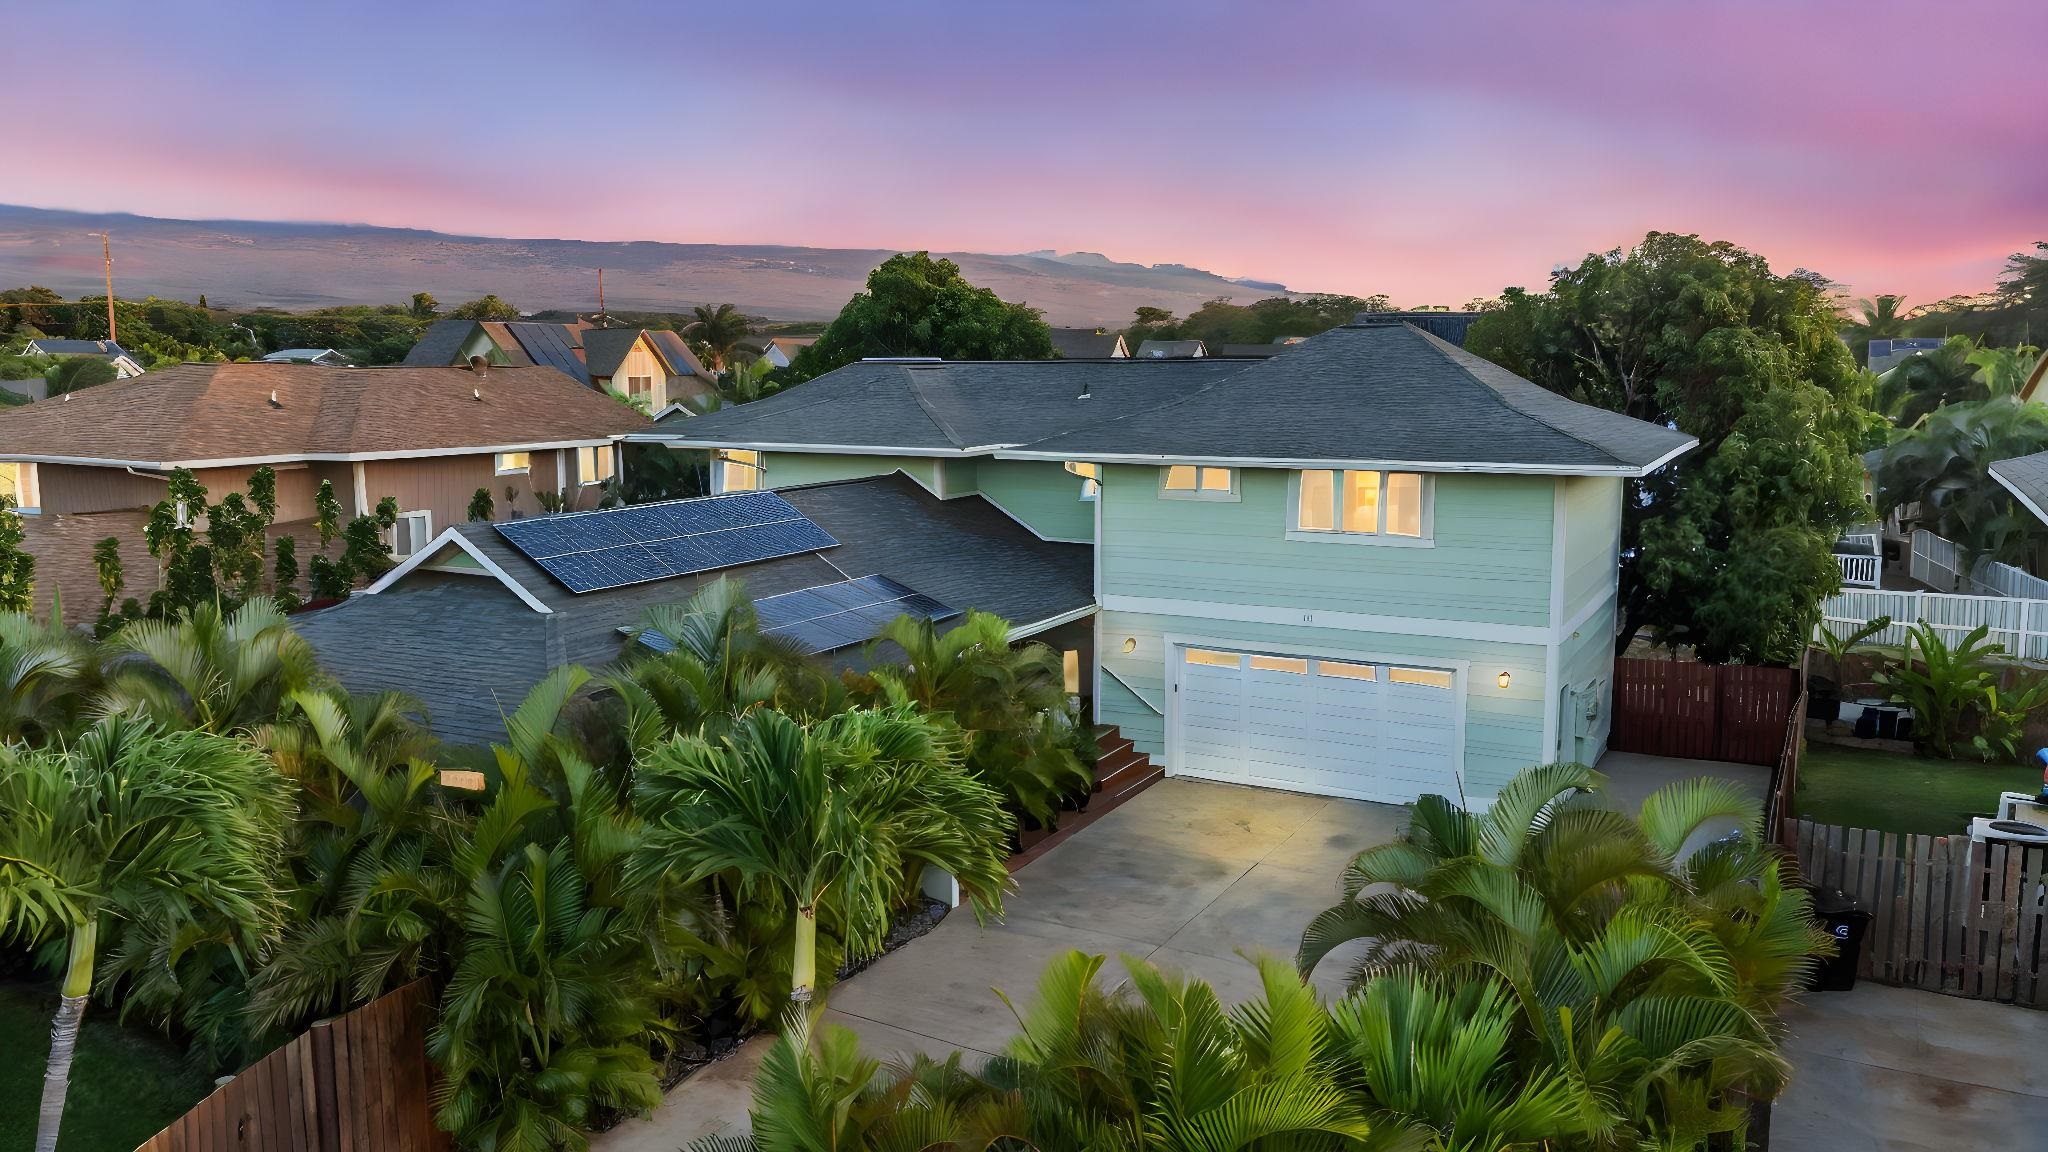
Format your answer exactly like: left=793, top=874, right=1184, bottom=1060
left=577, top=445, right=614, bottom=486
left=494, top=452, right=531, bottom=475
left=1161, top=465, right=1235, bottom=499
left=390, top=510, right=432, bottom=559
left=626, top=375, right=654, bottom=399
left=718, top=449, right=762, bottom=492
left=0, top=462, right=38, bottom=512
left=1064, top=461, right=1100, bottom=500
left=1293, top=469, right=1428, bottom=540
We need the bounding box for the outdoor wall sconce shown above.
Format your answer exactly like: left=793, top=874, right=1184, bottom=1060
left=1497, top=671, right=1512, bottom=689
left=1123, top=637, right=1138, bottom=653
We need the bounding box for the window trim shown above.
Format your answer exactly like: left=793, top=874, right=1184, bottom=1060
left=1285, top=469, right=1434, bottom=546
left=494, top=451, right=532, bottom=476
left=576, top=445, right=614, bottom=487
left=1158, top=464, right=1240, bottom=502
left=716, top=449, right=763, bottom=493
left=390, top=509, right=433, bottom=559
left=0, top=461, right=40, bottom=514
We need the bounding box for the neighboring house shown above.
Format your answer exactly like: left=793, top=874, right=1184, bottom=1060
left=2018, top=356, right=2048, bottom=404
left=738, top=335, right=817, bottom=369
left=626, top=317, right=1694, bottom=808
left=1134, top=339, right=1207, bottom=359
left=1868, top=337, right=1947, bottom=375
left=1360, top=311, right=1489, bottom=348
left=402, top=319, right=716, bottom=410
left=0, top=361, right=646, bottom=624
left=21, top=339, right=146, bottom=378
left=261, top=348, right=349, bottom=366
left=1049, top=327, right=1129, bottom=359
left=295, top=474, right=1091, bottom=745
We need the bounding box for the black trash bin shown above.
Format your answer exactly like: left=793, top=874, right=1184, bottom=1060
left=1803, top=886, right=1872, bottom=991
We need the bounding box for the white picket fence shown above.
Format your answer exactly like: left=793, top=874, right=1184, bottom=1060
left=1908, top=529, right=2048, bottom=599
left=1834, top=533, right=1881, bottom=588
left=1818, top=587, right=2048, bottom=660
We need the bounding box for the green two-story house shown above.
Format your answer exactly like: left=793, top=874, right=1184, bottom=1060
left=630, top=319, right=1693, bottom=808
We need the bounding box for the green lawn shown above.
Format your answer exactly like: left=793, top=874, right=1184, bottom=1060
left=1794, top=743, right=2041, bottom=837
left=0, top=982, right=214, bottom=1152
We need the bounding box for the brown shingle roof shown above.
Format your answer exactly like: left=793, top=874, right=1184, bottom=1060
left=0, top=362, right=648, bottom=466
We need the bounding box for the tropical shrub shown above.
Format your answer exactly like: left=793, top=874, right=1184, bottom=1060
left=1872, top=622, right=2014, bottom=759
left=97, top=599, right=325, bottom=733
left=0, top=609, right=96, bottom=743
left=608, top=578, right=821, bottom=755
left=855, top=611, right=1092, bottom=828
left=634, top=706, right=1012, bottom=1011
left=1297, top=763, right=1827, bottom=1149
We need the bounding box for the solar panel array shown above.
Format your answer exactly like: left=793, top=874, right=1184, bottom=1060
left=496, top=491, right=837, bottom=594
left=639, top=574, right=957, bottom=656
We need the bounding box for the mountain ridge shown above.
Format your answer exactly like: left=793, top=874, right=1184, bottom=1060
left=0, top=204, right=1297, bottom=326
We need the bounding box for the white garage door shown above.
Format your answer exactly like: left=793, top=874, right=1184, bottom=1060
left=1173, top=644, right=1460, bottom=804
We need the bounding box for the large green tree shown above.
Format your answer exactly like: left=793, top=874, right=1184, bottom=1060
left=1466, top=233, right=1872, bottom=664
left=449, top=294, right=521, bottom=321
left=787, top=253, right=1053, bottom=382
left=1875, top=395, right=2048, bottom=565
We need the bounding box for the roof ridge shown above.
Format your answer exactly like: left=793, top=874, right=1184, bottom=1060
left=906, top=372, right=974, bottom=449
left=1004, top=356, right=1266, bottom=451
left=1404, top=326, right=1627, bottom=467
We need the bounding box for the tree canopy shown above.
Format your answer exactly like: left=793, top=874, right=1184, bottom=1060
left=448, top=294, right=521, bottom=321
left=1125, top=292, right=1393, bottom=349
left=1466, top=232, right=1872, bottom=664
left=786, top=253, right=1052, bottom=382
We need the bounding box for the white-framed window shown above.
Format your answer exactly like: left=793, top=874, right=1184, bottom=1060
left=1160, top=465, right=1236, bottom=500
left=0, top=462, right=40, bottom=513
left=390, top=510, right=432, bottom=559
left=717, top=449, right=762, bottom=493
left=1290, top=469, right=1431, bottom=543
left=494, top=451, right=531, bottom=475
left=1064, top=461, right=1100, bottom=500
left=576, top=445, right=614, bottom=486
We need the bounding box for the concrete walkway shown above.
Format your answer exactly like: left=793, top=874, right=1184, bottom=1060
left=1776, top=984, right=2048, bottom=1150
left=594, top=778, right=1402, bottom=1150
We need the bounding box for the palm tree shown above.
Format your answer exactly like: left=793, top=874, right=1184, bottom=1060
left=97, top=599, right=324, bottom=732
left=608, top=578, right=819, bottom=753
left=1874, top=334, right=1988, bottom=426
left=1967, top=343, right=2043, bottom=397
left=861, top=611, right=1091, bottom=827
left=0, top=717, right=289, bottom=1152
left=0, top=609, right=95, bottom=744
left=1843, top=293, right=1908, bottom=367
left=634, top=707, right=1012, bottom=1004
left=1875, top=395, right=2048, bottom=564
left=686, top=303, right=751, bottom=372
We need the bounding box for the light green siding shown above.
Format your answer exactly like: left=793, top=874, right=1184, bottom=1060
left=1559, top=476, right=1621, bottom=618
left=1096, top=608, right=1548, bottom=800
left=941, top=457, right=979, bottom=495
left=1098, top=465, right=1554, bottom=628
left=761, top=452, right=940, bottom=492
left=1556, top=598, right=1617, bottom=766
left=964, top=459, right=1094, bottom=542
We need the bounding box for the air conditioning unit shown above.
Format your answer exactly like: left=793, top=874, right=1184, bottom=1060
left=1970, top=793, right=2048, bottom=845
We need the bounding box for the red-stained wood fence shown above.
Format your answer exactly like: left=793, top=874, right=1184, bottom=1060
left=134, top=980, right=445, bottom=1152
left=1609, top=658, right=1799, bottom=766
left=1784, top=819, right=2047, bottom=1008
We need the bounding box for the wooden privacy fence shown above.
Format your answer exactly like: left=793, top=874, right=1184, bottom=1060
left=1784, top=819, right=2047, bottom=1008
left=136, top=980, right=444, bottom=1152
left=1609, top=658, right=1799, bottom=766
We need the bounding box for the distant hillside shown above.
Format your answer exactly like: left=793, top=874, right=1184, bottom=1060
left=0, top=205, right=1294, bottom=327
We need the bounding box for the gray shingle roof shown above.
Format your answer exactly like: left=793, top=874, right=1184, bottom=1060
left=1017, top=321, right=1696, bottom=474
left=399, top=319, right=480, bottom=367
left=643, top=358, right=1251, bottom=451
left=503, top=323, right=591, bottom=384
left=294, top=473, right=1091, bottom=746
left=1991, top=450, right=2048, bottom=523
left=580, top=328, right=643, bottom=380
left=1049, top=328, right=1126, bottom=358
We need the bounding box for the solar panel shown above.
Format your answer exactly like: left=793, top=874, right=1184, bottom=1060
left=496, top=491, right=837, bottom=594
left=636, top=574, right=958, bottom=656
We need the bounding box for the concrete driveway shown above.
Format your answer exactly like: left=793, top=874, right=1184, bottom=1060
left=1775, top=984, right=2048, bottom=1150
left=595, top=778, right=1402, bottom=1151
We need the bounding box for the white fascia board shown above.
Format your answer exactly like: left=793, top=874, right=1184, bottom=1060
left=362, top=527, right=554, bottom=615
left=1991, top=465, right=2048, bottom=527
left=993, top=438, right=1701, bottom=479
left=0, top=440, right=625, bottom=471
left=618, top=436, right=993, bottom=457
left=1007, top=604, right=1098, bottom=639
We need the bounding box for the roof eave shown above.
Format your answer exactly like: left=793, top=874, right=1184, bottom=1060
left=0, top=438, right=630, bottom=470
left=991, top=437, right=1699, bottom=478
left=619, top=435, right=994, bottom=457
left=1990, top=461, right=2048, bottom=527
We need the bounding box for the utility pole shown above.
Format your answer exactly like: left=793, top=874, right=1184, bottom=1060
left=87, top=232, right=115, bottom=343
left=597, top=268, right=606, bottom=326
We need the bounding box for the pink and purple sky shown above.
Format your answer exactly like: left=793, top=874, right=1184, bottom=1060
left=8, top=0, right=2044, bottom=306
